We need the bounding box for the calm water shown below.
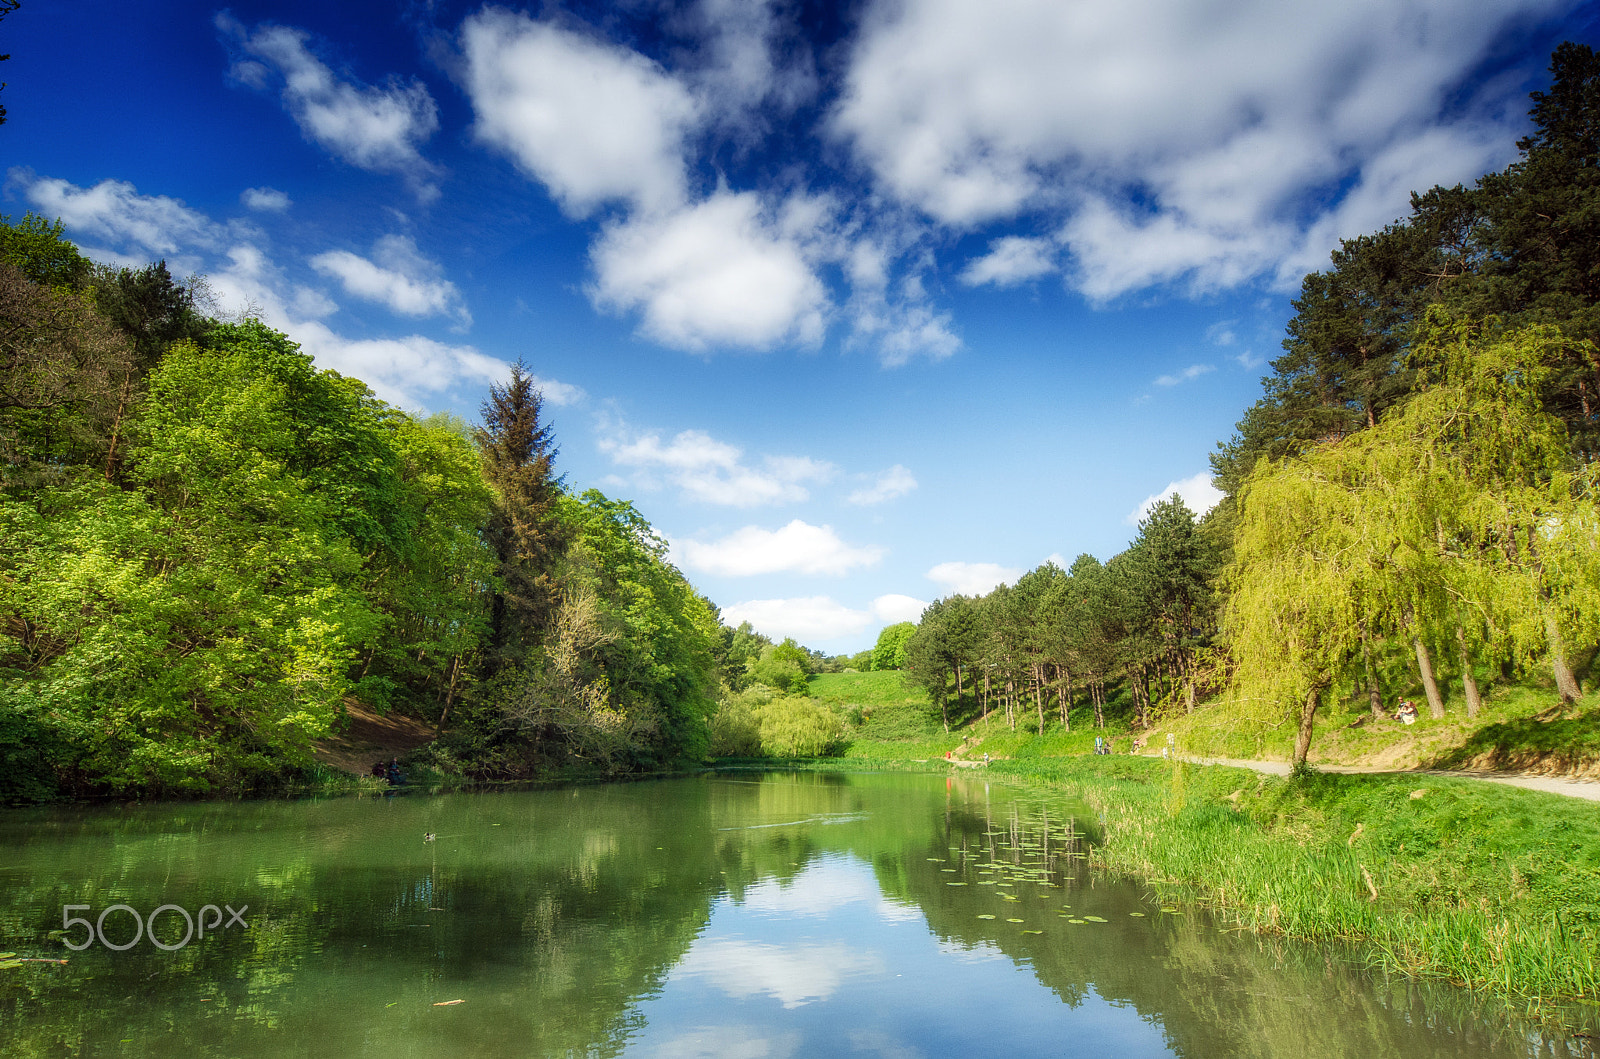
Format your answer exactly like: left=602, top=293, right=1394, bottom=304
left=0, top=771, right=1593, bottom=1058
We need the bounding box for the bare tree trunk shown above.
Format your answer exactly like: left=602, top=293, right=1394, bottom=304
left=439, top=654, right=462, bottom=729
left=1360, top=626, right=1383, bottom=719
left=982, top=671, right=991, bottom=723
left=1545, top=614, right=1582, bottom=703
left=1005, top=679, right=1015, bottom=730
left=1092, top=681, right=1105, bottom=729
left=954, top=664, right=965, bottom=716
left=1413, top=637, right=1446, bottom=719
left=1455, top=627, right=1482, bottom=721
left=1293, top=683, right=1322, bottom=768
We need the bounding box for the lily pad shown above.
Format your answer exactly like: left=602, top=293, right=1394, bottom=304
left=1022, top=929, right=1044, bottom=935
left=946, top=882, right=967, bottom=886
left=1083, top=916, right=1107, bottom=923
left=977, top=914, right=996, bottom=920
left=1006, top=918, right=1025, bottom=923
left=1129, top=912, right=1146, bottom=917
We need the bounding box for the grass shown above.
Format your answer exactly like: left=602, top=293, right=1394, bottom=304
left=1137, top=680, right=1600, bottom=775
left=757, top=668, right=1600, bottom=1004
left=990, top=755, right=1600, bottom=1004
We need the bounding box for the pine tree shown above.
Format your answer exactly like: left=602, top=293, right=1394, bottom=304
left=475, top=361, right=567, bottom=671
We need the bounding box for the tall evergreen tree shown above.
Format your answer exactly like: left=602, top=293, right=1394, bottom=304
left=476, top=361, right=566, bottom=670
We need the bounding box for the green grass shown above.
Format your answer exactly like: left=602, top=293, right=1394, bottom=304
left=991, top=755, right=1600, bottom=1004
left=1142, top=680, right=1600, bottom=774
left=809, top=670, right=931, bottom=712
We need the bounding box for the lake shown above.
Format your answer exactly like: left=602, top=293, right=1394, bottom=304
left=0, top=770, right=1592, bottom=1057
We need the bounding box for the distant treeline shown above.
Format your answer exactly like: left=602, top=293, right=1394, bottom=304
left=904, top=44, right=1600, bottom=763
left=0, top=217, right=758, bottom=800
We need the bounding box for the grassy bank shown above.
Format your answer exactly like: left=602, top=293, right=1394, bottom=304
left=736, top=669, right=1600, bottom=1004
left=992, top=755, right=1600, bottom=1004
left=1150, top=679, right=1600, bottom=775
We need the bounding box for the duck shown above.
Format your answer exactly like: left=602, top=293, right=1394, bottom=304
left=423, top=832, right=436, bottom=842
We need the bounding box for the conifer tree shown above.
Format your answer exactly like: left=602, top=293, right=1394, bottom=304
left=476, top=361, right=566, bottom=671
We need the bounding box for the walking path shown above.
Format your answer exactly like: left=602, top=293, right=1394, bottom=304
left=1178, top=755, right=1600, bottom=802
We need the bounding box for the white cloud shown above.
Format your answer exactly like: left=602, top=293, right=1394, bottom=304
left=833, top=0, right=1562, bottom=295
left=925, top=561, right=1021, bottom=596
left=310, top=234, right=469, bottom=325
left=675, top=521, right=883, bottom=577
left=673, top=939, right=883, bottom=1008
left=460, top=8, right=697, bottom=217
left=681, top=0, right=818, bottom=129
left=219, top=16, right=441, bottom=200
left=598, top=417, right=834, bottom=507
left=1153, top=363, right=1215, bottom=387
left=1126, top=472, right=1225, bottom=525
left=241, top=186, right=291, bottom=212
left=847, top=464, right=917, bottom=505
left=590, top=191, right=829, bottom=350
left=19, top=173, right=220, bottom=256
left=871, top=594, right=929, bottom=625
left=721, top=595, right=926, bottom=643
left=846, top=252, right=961, bottom=366
left=959, top=235, right=1055, bottom=287
left=207, top=242, right=571, bottom=409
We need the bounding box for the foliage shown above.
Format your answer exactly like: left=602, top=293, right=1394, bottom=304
left=1226, top=318, right=1600, bottom=764
left=871, top=621, right=916, bottom=670
left=756, top=694, right=846, bottom=758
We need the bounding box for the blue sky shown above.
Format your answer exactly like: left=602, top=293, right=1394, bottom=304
left=6, top=0, right=1598, bottom=652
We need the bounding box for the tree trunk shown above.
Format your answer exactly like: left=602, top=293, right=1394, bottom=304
left=1360, top=627, right=1383, bottom=719
left=1033, top=663, right=1045, bottom=735
left=1413, top=637, right=1445, bottom=719
left=1455, top=627, right=1482, bottom=721
left=1092, top=682, right=1105, bottom=729
left=1545, top=614, right=1582, bottom=703
left=981, top=672, right=991, bottom=723
left=954, top=664, right=965, bottom=716
left=1293, top=683, right=1321, bottom=768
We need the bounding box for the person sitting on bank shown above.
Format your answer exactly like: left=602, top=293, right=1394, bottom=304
left=1394, top=700, right=1418, bottom=725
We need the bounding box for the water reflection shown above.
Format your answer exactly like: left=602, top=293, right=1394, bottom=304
left=0, top=772, right=1592, bottom=1058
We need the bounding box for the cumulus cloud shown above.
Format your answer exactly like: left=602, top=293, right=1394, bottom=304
left=206, top=241, right=576, bottom=409
left=1153, top=363, right=1215, bottom=387
left=590, top=191, right=828, bottom=350
left=721, top=595, right=927, bottom=643
left=598, top=417, right=834, bottom=507
left=674, top=521, right=883, bottom=577
left=847, top=465, right=917, bottom=505
left=19, top=173, right=221, bottom=257
left=834, top=0, right=1562, bottom=296
left=310, top=234, right=469, bottom=325
left=925, top=561, right=1021, bottom=596
left=460, top=8, right=696, bottom=217
left=680, top=0, right=818, bottom=129
left=219, top=16, right=441, bottom=200
left=1126, top=472, right=1225, bottom=525
left=241, top=186, right=292, bottom=212
left=959, top=235, right=1055, bottom=287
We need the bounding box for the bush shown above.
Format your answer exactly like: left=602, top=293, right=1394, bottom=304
left=758, top=695, right=845, bottom=758
left=709, top=690, right=764, bottom=757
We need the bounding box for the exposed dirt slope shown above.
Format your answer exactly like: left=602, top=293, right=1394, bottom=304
left=313, top=702, right=436, bottom=777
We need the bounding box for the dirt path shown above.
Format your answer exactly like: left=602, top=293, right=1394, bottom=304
left=313, top=702, right=436, bottom=778
left=1174, top=755, right=1600, bottom=803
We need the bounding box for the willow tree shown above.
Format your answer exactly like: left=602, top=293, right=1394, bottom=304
left=1229, top=316, right=1600, bottom=765
left=1228, top=451, right=1370, bottom=768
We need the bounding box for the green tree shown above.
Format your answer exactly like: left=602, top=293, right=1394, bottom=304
left=872, top=621, right=916, bottom=670
left=476, top=361, right=566, bottom=671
